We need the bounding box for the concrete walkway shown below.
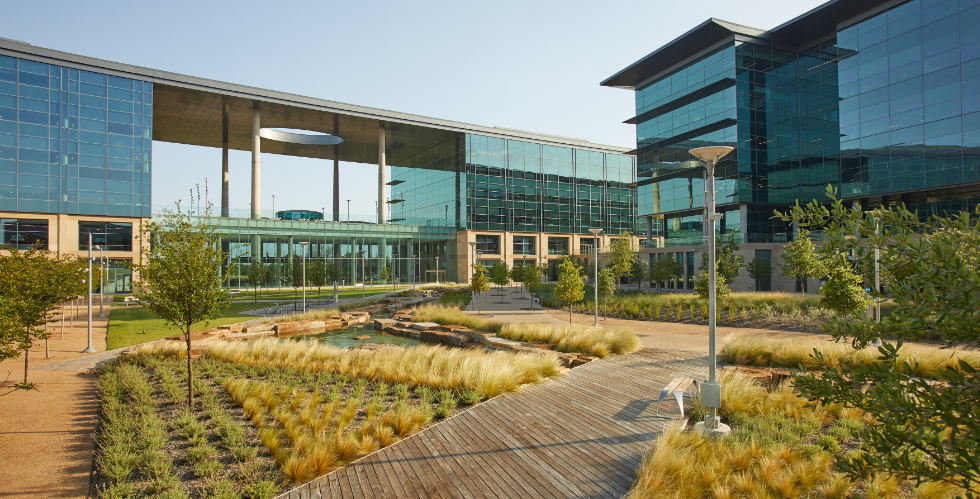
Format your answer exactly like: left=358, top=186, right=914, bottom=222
left=0, top=297, right=114, bottom=499
left=464, top=286, right=825, bottom=352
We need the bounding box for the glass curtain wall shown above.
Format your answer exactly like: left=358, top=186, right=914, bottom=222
left=465, top=134, right=636, bottom=234
left=838, top=0, right=980, bottom=198
left=0, top=55, right=151, bottom=216
left=389, top=135, right=463, bottom=229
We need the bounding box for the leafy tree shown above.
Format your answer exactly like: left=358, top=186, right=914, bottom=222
left=694, top=268, right=729, bottom=301
left=308, top=259, right=328, bottom=299
left=606, top=231, right=637, bottom=292
left=510, top=264, right=526, bottom=298
left=244, top=260, right=270, bottom=303
left=522, top=263, right=542, bottom=309
left=630, top=258, right=648, bottom=291
left=0, top=248, right=85, bottom=390
left=746, top=256, right=774, bottom=290
left=490, top=261, right=510, bottom=301
left=379, top=259, right=391, bottom=283
left=780, top=187, right=980, bottom=494
left=819, top=255, right=870, bottom=315
left=780, top=227, right=826, bottom=292
left=697, top=233, right=745, bottom=286
left=288, top=255, right=304, bottom=310
left=553, top=257, right=585, bottom=324
left=131, top=203, right=230, bottom=407
left=649, top=255, right=679, bottom=293
left=470, top=262, right=490, bottom=315
left=597, top=267, right=616, bottom=319
left=579, top=259, right=596, bottom=283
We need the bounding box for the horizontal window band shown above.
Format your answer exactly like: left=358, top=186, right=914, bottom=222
left=626, top=77, right=736, bottom=125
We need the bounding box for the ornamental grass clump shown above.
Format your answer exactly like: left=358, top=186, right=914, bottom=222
left=497, top=322, right=640, bottom=358
left=208, top=338, right=559, bottom=399
left=411, top=303, right=502, bottom=333
left=721, top=334, right=980, bottom=378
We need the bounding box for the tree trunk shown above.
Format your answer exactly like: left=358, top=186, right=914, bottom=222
left=185, top=326, right=194, bottom=408
left=23, top=346, right=29, bottom=385
left=569, top=304, right=572, bottom=324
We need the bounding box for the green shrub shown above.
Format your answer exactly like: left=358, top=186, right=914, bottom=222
left=653, top=303, right=662, bottom=319
left=234, top=446, right=258, bottom=463
left=194, top=459, right=223, bottom=479
left=816, top=434, right=841, bottom=453
left=201, top=479, right=239, bottom=499
left=187, top=445, right=218, bottom=465
left=98, top=481, right=138, bottom=499
left=458, top=389, right=482, bottom=405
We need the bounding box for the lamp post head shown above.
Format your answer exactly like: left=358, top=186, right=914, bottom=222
left=689, top=146, right=734, bottom=165
left=588, top=228, right=603, bottom=235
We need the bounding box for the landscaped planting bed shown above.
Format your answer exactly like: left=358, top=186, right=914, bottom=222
left=627, top=370, right=963, bottom=499
left=92, top=338, right=560, bottom=498
left=534, top=285, right=863, bottom=334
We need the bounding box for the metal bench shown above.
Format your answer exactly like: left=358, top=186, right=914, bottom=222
left=656, top=377, right=699, bottom=418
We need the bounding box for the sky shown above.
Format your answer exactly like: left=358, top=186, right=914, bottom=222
left=2, top=0, right=825, bottom=219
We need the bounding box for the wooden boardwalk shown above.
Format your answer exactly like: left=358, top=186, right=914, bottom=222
left=277, top=348, right=707, bottom=499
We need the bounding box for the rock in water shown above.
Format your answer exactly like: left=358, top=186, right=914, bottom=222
left=353, top=335, right=370, bottom=340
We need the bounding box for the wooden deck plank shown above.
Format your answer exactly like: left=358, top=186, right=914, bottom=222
left=275, top=348, right=706, bottom=499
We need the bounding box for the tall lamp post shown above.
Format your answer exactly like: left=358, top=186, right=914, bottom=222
left=83, top=233, right=98, bottom=353
left=689, top=145, right=734, bottom=437
left=272, top=194, right=276, bottom=218
left=299, top=242, right=309, bottom=313
left=468, top=242, right=478, bottom=305
left=589, top=228, right=603, bottom=326
left=98, top=247, right=105, bottom=317
left=412, top=254, right=417, bottom=291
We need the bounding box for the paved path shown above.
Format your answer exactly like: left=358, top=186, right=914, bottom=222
left=276, top=348, right=706, bottom=499
left=464, top=286, right=825, bottom=352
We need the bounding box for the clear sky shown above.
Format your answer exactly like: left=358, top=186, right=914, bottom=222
left=2, top=0, right=825, bottom=219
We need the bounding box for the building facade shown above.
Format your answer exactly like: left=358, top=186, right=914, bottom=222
left=604, top=0, right=980, bottom=292
left=0, top=38, right=636, bottom=288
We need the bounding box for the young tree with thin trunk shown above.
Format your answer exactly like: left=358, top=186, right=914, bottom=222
left=490, top=261, right=510, bottom=302
left=511, top=265, right=526, bottom=298
left=245, top=260, right=269, bottom=303
left=630, top=258, right=648, bottom=291
left=0, top=248, right=85, bottom=390
left=132, top=203, right=230, bottom=408
left=470, top=262, right=490, bottom=315
left=554, top=257, right=585, bottom=324
left=522, top=264, right=541, bottom=309
left=780, top=228, right=826, bottom=292
left=597, top=267, right=616, bottom=319
left=606, top=231, right=637, bottom=292
left=648, top=255, right=679, bottom=293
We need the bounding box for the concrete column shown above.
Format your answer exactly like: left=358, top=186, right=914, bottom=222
left=251, top=105, right=261, bottom=220
left=740, top=204, right=748, bottom=238
left=221, top=99, right=230, bottom=217
left=378, top=123, right=386, bottom=225
left=333, top=114, right=340, bottom=222
left=646, top=217, right=652, bottom=241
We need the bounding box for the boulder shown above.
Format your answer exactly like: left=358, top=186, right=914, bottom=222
left=486, top=336, right=525, bottom=351
left=455, top=328, right=494, bottom=345
left=274, top=320, right=325, bottom=335
left=419, top=330, right=470, bottom=347
left=374, top=318, right=397, bottom=330
left=217, top=324, right=244, bottom=333
left=411, top=322, right=441, bottom=331
left=432, top=324, right=465, bottom=332
left=524, top=342, right=554, bottom=350
left=353, top=335, right=370, bottom=340
left=243, top=324, right=275, bottom=334
left=384, top=326, right=421, bottom=340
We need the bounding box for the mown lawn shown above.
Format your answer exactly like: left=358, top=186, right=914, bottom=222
left=106, top=302, right=263, bottom=350
left=229, top=286, right=409, bottom=303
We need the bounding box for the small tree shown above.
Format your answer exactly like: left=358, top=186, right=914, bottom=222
left=0, top=248, right=85, bottom=390
left=649, top=255, right=679, bottom=293
left=780, top=228, right=826, bottom=292
left=378, top=259, right=391, bottom=284
left=132, top=203, right=230, bottom=407
left=288, top=255, right=304, bottom=310
left=511, top=265, right=526, bottom=298
left=244, top=260, right=269, bottom=303
left=746, top=256, right=774, bottom=291
left=597, top=267, right=616, bottom=319
left=694, top=268, right=730, bottom=301
left=470, top=262, right=490, bottom=314
left=606, top=231, right=637, bottom=292
left=522, top=264, right=542, bottom=309
left=307, top=259, right=326, bottom=299
left=490, top=261, right=510, bottom=302
left=819, top=255, right=870, bottom=315
left=630, top=258, right=648, bottom=291
left=553, top=257, right=585, bottom=324
left=697, top=234, right=745, bottom=287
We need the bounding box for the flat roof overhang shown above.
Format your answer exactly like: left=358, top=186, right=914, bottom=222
left=601, top=0, right=902, bottom=90
left=0, top=39, right=632, bottom=167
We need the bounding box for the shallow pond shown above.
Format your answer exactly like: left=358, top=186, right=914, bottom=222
left=292, top=319, right=422, bottom=350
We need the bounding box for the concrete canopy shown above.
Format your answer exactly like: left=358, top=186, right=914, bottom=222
left=0, top=38, right=630, bottom=169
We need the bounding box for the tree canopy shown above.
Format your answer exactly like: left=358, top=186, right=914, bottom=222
left=649, top=255, right=679, bottom=293
left=0, top=247, right=86, bottom=390
left=606, top=231, right=637, bottom=291
left=554, top=257, right=584, bottom=324
left=131, top=203, right=230, bottom=407
left=780, top=186, right=980, bottom=494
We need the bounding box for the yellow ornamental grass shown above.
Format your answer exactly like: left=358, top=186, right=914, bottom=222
left=206, top=338, right=560, bottom=399
left=498, top=322, right=640, bottom=358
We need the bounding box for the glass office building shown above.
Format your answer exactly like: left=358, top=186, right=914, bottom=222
left=389, top=134, right=637, bottom=235
left=0, top=54, right=152, bottom=217
left=605, top=0, right=980, bottom=248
